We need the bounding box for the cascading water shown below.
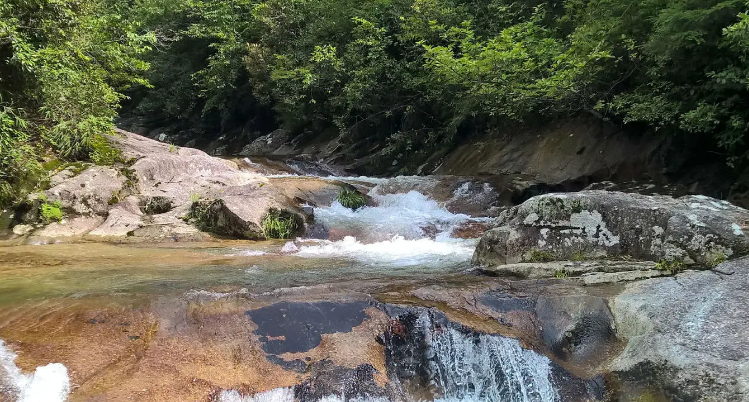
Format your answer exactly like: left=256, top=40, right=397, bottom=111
left=220, top=311, right=558, bottom=402
left=279, top=189, right=488, bottom=268
left=0, top=340, right=70, bottom=402
left=416, top=314, right=557, bottom=402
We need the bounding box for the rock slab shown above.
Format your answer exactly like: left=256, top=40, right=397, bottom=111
left=474, top=191, right=749, bottom=266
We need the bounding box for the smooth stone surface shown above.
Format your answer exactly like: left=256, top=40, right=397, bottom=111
left=474, top=191, right=749, bottom=266
left=610, top=257, right=749, bottom=401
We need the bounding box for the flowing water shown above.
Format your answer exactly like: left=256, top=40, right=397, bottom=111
left=0, top=172, right=569, bottom=402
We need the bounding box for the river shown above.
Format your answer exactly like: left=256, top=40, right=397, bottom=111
left=0, top=171, right=605, bottom=402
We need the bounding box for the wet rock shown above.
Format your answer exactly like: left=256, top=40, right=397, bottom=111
left=535, top=295, right=617, bottom=366
left=295, top=362, right=386, bottom=402
left=383, top=307, right=604, bottom=401
left=45, top=166, right=125, bottom=216
left=474, top=191, right=749, bottom=267
left=450, top=221, right=491, bottom=239
left=478, top=291, right=620, bottom=369
left=239, top=129, right=293, bottom=156
left=478, top=260, right=657, bottom=279
left=247, top=301, right=370, bottom=355
left=11, top=224, right=33, bottom=236
left=609, top=257, right=749, bottom=401
left=140, top=196, right=173, bottom=215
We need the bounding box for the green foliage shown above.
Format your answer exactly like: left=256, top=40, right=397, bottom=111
left=655, top=259, right=686, bottom=274
left=570, top=251, right=588, bottom=262
left=526, top=248, right=555, bottom=262
left=90, top=135, right=123, bottom=166
left=125, top=0, right=749, bottom=171
left=0, top=0, right=154, bottom=207
left=261, top=208, right=298, bottom=239
left=553, top=269, right=569, bottom=279
left=706, top=252, right=728, bottom=268
left=337, top=189, right=367, bottom=210
left=40, top=200, right=63, bottom=223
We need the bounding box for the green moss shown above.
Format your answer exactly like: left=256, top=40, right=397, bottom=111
left=90, top=134, right=123, bottom=166
left=67, top=161, right=89, bottom=176
left=706, top=252, right=727, bottom=268
left=655, top=259, right=685, bottom=274
left=526, top=248, right=555, bottom=262
left=337, top=189, right=367, bottom=210
left=41, top=159, right=65, bottom=172
left=553, top=269, right=569, bottom=279
left=533, top=197, right=586, bottom=221
left=40, top=200, right=63, bottom=223
left=261, top=208, right=298, bottom=239
left=570, top=251, right=588, bottom=262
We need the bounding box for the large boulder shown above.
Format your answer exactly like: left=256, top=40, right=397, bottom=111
left=609, top=257, right=749, bottom=401
left=45, top=166, right=125, bottom=216
left=239, top=129, right=294, bottom=156
left=20, top=129, right=348, bottom=242
left=473, top=191, right=749, bottom=267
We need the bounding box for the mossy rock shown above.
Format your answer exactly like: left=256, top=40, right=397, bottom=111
left=140, top=196, right=173, bottom=215
left=188, top=200, right=303, bottom=240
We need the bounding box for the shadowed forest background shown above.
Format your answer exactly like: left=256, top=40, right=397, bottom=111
left=3, top=0, right=749, bottom=206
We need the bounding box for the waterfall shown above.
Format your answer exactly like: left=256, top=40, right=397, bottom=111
left=221, top=312, right=558, bottom=402
left=418, top=315, right=558, bottom=402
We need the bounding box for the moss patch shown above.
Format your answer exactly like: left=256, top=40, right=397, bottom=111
left=90, top=134, right=123, bottom=166
left=40, top=200, right=63, bottom=223
left=525, top=248, right=555, bottom=262
left=655, top=259, right=685, bottom=274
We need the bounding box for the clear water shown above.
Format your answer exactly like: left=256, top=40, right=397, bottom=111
left=219, top=313, right=557, bottom=402
left=0, top=174, right=553, bottom=402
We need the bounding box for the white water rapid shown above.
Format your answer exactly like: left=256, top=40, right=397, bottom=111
left=278, top=189, right=488, bottom=267
left=0, top=340, right=70, bottom=402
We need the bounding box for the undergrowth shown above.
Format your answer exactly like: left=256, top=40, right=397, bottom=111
left=262, top=208, right=297, bottom=239
left=337, top=189, right=366, bottom=210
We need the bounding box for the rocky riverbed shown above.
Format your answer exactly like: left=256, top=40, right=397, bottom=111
left=1, top=130, right=748, bottom=402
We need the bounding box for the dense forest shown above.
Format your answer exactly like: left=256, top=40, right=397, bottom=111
left=2, top=0, right=749, bottom=207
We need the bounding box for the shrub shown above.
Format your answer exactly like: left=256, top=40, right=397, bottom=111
left=706, top=253, right=727, bottom=269
left=655, top=260, right=685, bottom=274
left=40, top=200, right=63, bottom=223
left=337, top=189, right=367, bottom=210
left=553, top=269, right=569, bottom=279
left=90, top=135, right=123, bottom=166
left=261, top=208, right=297, bottom=239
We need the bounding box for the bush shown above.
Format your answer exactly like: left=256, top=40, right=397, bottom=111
left=337, top=189, right=367, bottom=210
left=553, top=269, right=569, bottom=279
left=40, top=200, right=63, bottom=223
left=261, top=208, right=298, bottom=239
left=655, top=260, right=685, bottom=274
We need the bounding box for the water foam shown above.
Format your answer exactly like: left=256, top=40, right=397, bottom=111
left=293, top=236, right=476, bottom=266
left=314, top=190, right=479, bottom=240
left=0, top=340, right=70, bottom=402
left=421, top=320, right=558, bottom=402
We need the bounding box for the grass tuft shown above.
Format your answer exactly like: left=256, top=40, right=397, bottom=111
left=526, top=248, right=555, bottom=263
left=655, top=259, right=685, bottom=274
left=261, top=208, right=298, bottom=239
left=337, top=189, right=367, bottom=210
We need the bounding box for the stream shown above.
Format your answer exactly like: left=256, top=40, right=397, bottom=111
left=0, top=170, right=600, bottom=402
